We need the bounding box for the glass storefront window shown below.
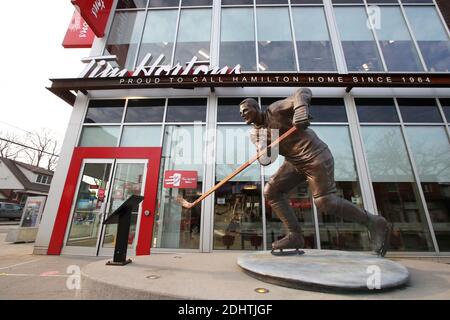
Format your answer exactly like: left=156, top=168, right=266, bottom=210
left=439, top=98, right=450, bottom=122
left=397, top=98, right=443, bottom=123
left=334, top=6, right=383, bottom=72
left=125, top=99, right=165, bottom=123
left=120, top=126, right=162, bottom=146
left=148, top=0, right=180, bottom=7
left=374, top=6, right=423, bottom=71
left=117, top=0, right=148, bottom=9
left=310, top=98, right=347, bottom=122
left=355, top=98, right=400, bottom=123
left=404, top=6, right=450, bottom=72
left=102, top=163, right=146, bottom=249
left=405, top=126, right=450, bottom=251
left=79, top=126, right=121, bottom=147
left=220, top=8, right=257, bottom=71
left=165, top=98, right=207, bottom=122
left=66, top=163, right=112, bottom=247
left=153, top=125, right=205, bottom=249
left=174, top=8, right=212, bottom=64
left=256, top=7, right=297, bottom=71
left=291, top=7, right=337, bottom=71
left=104, top=11, right=146, bottom=70
left=137, top=9, right=178, bottom=65
left=85, top=100, right=125, bottom=124
left=313, top=125, right=370, bottom=250
left=214, top=125, right=263, bottom=250
left=361, top=126, right=435, bottom=251
left=217, top=98, right=248, bottom=123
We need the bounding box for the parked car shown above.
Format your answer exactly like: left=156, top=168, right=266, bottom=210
left=0, top=202, right=23, bottom=221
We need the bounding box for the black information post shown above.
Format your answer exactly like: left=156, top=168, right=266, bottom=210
left=104, top=195, right=144, bottom=266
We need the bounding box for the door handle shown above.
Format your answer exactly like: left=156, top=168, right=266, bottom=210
left=144, top=210, right=151, bottom=217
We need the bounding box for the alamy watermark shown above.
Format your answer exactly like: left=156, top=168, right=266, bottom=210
left=367, top=265, right=382, bottom=290
left=66, top=265, right=81, bottom=290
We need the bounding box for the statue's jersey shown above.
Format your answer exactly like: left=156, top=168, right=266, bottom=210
left=257, top=96, right=329, bottom=167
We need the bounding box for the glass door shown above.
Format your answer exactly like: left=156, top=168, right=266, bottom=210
left=63, top=160, right=114, bottom=256
left=98, top=160, right=147, bottom=256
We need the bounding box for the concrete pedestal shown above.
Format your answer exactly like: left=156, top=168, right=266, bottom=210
left=237, top=250, right=409, bottom=293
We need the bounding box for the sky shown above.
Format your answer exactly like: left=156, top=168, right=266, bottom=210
left=0, top=1, right=90, bottom=145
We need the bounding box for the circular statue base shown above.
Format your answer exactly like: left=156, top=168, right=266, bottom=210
left=237, top=250, right=409, bottom=293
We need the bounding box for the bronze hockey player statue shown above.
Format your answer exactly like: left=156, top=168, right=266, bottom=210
left=239, top=88, right=391, bottom=257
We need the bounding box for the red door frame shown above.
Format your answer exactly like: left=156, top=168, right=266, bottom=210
left=47, top=147, right=162, bottom=256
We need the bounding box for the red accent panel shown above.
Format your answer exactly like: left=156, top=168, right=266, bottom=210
left=62, top=10, right=95, bottom=48
left=72, top=0, right=114, bottom=38
left=47, top=147, right=162, bottom=256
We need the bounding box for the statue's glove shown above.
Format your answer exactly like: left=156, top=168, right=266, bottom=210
left=293, top=88, right=312, bottom=130
left=293, top=105, right=310, bottom=130
left=249, top=127, right=272, bottom=166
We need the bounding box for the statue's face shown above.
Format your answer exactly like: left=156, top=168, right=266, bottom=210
left=239, top=103, right=258, bottom=124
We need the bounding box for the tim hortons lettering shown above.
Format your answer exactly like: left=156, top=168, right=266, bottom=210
left=79, top=53, right=242, bottom=78
left=91, top=0, right=105, bottom=18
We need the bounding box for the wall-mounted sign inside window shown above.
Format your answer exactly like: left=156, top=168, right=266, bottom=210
left=164, top=171, right=198, bottom=189
left=71, top=0, right=113, bottom=38
left=62, top=10, right=95, bottom=48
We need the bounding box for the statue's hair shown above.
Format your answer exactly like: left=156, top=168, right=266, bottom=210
left=239, top=98, right=259, bottom=110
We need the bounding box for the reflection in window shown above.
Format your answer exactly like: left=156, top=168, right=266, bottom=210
left=66, top=163, right=112, bottom=247
left=256, top=8, right=296, bottom=71
left=137, top=10, right=178, bottom=65
left=355, top=98, right=399, bottom=123
left=361, top=126, right=435, bottom=251
left=125, top=99, right=165, bottom=123
left=397, top=98, right=443, bottom=123
left=117, top=0, right=148, bottom=9
left=165, top=98, right=207, bottom=122
left=374, top=7, right=423, bottom=71
left=174, top=9, right=212, bottom=64
left=120, top=126, right=162, bottom=146
left=439, top=98, right=450, bottom=122
left=313, top=126, right=370, bottom=250
left=148, top=0, right=180, bottom=7
left=85, top=100, right=125, bottom=124
left=153, top=125, right=205, bottom=249
left=214, top=126, right=263, bottom=250
left=104, top=11, right=146, bottom=70
left=220, top=8, right=256, bottom=71
left=405, top=6, right=450, bottom=72
left=310, top=98, right=347, bottom=122
left=334, top=6, right=383, bottom=71
left=79, top=126, right=121, bottom=147
left=292, top=7, right=336, bottom=71
left=102, top=163, right=145, bottom=249
left=405, top=126, right=450, bottom=251
left=217, top=98, right=248, bottom=122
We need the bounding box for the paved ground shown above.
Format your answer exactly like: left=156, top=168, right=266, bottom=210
left=0, top=226, right=100, bottom=300
left=1, top=224, right=450, bottom=300
left=82, top=252, right=450, bottom=300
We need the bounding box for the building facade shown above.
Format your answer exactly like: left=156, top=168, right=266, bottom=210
left=36, top=0, right=450, bottom=257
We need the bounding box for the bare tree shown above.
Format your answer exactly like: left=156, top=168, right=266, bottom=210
left=0, top=131, right=23, bottom=160
left=23, top=129, right=60, bottom=170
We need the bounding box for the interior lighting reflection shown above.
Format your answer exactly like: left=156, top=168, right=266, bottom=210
left=198, top=49, right=210, bottom=60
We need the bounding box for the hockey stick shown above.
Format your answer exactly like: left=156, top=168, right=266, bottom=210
left=176, top=126, right=298, bottom=209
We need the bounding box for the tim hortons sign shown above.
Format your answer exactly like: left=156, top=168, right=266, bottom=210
left=47, top=53, right=450, bottom=106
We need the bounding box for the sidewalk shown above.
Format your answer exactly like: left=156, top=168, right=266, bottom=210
left=81, top=252, right=450, bottom=300
left=0, top=231, right=100, bottom=300
left=1, top=227, right=450, bottom=300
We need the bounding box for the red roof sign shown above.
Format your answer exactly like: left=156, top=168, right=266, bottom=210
left=71, top=0, right=113, bottom=38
